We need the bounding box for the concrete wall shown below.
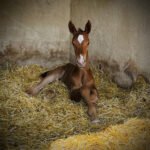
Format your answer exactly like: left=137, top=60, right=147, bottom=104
left=71, top=0, right=150, bottom=74
left=0, top=0, right=70, bottom=67
left=0, top=0, right=150, bottom=75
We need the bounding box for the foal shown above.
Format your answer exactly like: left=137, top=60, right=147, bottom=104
left=27, top=20, right=99, bottom=122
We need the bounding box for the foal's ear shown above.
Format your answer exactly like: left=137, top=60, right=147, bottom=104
left=68, top=21, right=77, bottom=35
left=85, top=20, right=91, bottom=34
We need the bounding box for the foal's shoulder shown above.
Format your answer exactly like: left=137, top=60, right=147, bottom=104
left=64, top=63, right=79, bottom=74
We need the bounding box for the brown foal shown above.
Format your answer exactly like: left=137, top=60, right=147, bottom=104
left=27, top=20, right=99, bottom=123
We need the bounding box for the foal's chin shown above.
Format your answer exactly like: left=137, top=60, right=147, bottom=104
left=76, top=62, right=86, bottom=68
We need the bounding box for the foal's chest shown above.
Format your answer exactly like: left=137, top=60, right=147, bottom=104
left=62, top=64, right=94, bottom=88
left=70, top=66, right=94, bottom=87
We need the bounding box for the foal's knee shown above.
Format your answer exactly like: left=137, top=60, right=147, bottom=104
left=89, top=88, right=98, bottom=103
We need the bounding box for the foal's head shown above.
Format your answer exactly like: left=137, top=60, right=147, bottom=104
left=68, top=20, right=91, bottom=68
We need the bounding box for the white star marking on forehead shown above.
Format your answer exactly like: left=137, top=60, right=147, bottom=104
left=77, top=34, right=84, bottom=44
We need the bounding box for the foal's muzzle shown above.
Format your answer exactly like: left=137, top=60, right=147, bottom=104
left=76, top=54, right=86, bottom=67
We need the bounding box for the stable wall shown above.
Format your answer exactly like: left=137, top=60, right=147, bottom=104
left=0, top=0, right=70, bottom=67
left=0, top=0, right=150, bottom=75
left=71, top=0, right=150, bottom=74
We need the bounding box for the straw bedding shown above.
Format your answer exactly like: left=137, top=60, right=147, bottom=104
left=49, top=118, right=150, bottom=150
left=0, top=64, right=150, bottom=149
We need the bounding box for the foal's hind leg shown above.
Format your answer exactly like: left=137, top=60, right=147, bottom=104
left=27, top=66, right=65, bottom=96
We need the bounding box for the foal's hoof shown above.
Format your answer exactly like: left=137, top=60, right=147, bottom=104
left=26, top=88, right=37, bottom=96
left=91, top=119, right=100, bottom=124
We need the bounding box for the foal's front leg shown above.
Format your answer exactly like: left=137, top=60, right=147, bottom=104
left=27, top=66, right=65, bottom=96
left=80, top=86, right=99, bottom=122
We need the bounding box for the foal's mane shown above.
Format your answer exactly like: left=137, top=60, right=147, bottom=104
left=78, top=28, right=84, bottom=33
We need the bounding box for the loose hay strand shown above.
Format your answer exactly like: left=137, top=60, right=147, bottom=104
left=0, top=64, right=150, bottom=149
